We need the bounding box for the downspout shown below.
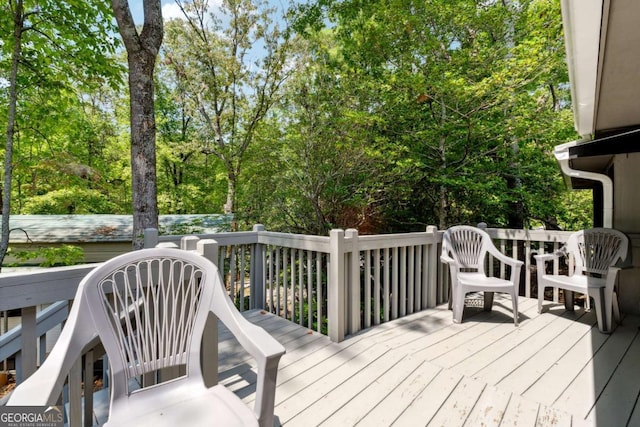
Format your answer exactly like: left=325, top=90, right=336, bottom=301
left=554, top=140, right=613, bottom=228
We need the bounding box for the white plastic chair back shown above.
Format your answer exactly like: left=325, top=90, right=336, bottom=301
left=7, top=248, right=285, bottom=426
left=567, top=228, right=628, bottom=276
left=85, top=250, right=213, bottom=398
left=442, top=225, right=488, bottom=274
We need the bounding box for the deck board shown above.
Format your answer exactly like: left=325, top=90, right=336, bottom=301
left=228, top=300, right=640, bottom=426
left=354, top=358, right=443, bottom=426
left=88, top=296, right=640, bottom=426
left=391, top=368, right=464, bottom=426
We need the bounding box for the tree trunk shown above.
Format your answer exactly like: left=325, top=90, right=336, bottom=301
left=224, top=171, right=238, bottom=231
left=112, top=0, right=163, bottom=248
left=438, top=96, right=448, bottom=230
left=439, top=134, right=448, bottom=230
left=503, top=0, right=524, bottom=229
left=0, top=1, right=24, bottom=270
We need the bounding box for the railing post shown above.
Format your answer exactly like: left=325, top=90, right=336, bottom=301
left=426, top=226, right=438, bottom=308
left=198, top=239, right=219, bottom=263
left=84, top=350, right=94, bottom=427
left=328, top=229, right=345, bottom=342
left=17, top=306, right=37, bottom=383
left=143, top=228, right=159, bottom=248
left=197, top=239, right=219, bottom=388
left=252, top=224, right=266, bottom=309
left=68, top=357, right=82, bottom=426
left=181, top=235, right=200, bottom=251
left=346, top=229, right=360, bottom=335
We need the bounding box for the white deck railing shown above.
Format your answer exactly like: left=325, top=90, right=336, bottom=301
left=0, top=224, right=573, bottom=425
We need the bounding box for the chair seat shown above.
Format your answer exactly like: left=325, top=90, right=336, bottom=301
left=458, top=272, right=515, bottom=292
left=106, top=380, right=258, bottom=427
left=541, top=274, right=606, bottom=292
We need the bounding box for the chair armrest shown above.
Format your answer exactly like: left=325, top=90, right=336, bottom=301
left=245, top=321, right=285, bottom=427
left=534, top=252, right=562, bottom=263
left=210, top=280, right=285, bottom=427
left=7, top=294, right=96, bottom=406
left=486, top=245, right=524, bottom=268
left=440, top=254, right=456, bottom=266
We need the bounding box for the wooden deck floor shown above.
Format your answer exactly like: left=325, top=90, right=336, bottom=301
left=222, top=297, right=640, bottom=427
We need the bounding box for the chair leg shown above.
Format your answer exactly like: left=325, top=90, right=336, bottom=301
left=512, top=290, right=519, bottom=326
left=483, top=291, right=494, bottom=312
left=564, top=290, right=575, bottom=311
left=612, top=291, right=621, bottom=324
left=604, top=288, right=616, bottom=334
left=538, top=283, right=544, bottom=313
left=591, top=289, right=607, bottom=333
left=453, top=288, right=465, bottom=324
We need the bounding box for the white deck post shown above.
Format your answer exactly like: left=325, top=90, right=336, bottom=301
left=17, top=306, right=37, bottom=383
left=198, top=239, right=220, bottom=387
left=328, top=229, right=346, bottom=342
left=426, top=226, right=438, bottom=308
left=252, top=224, right=266, bottom=309
left=346, top=229, right=361, bottom=335
left=143, top=228, right=159, bottom=248
left=181, top=235, right=200, bottom=251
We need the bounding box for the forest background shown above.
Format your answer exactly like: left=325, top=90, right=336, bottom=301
left=0, top=0, right=592, bottom=250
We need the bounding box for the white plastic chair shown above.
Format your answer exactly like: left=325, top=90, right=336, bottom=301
left=7, top=248, right=285, bottom=426
left=535, top=228, right=628, bottom=333
left=441, top=226, right=523, bottom=325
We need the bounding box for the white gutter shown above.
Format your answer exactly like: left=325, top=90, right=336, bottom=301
left=554, top=140, right=613, bottom=227
left=560, top=0, right=604, bottom=136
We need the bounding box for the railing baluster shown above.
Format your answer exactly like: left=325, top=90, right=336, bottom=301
left=400, top=247, right=407, bottom=317
left=276, top=248, right=281, bottom=317
left=84, top=350, right=94, bottom=427
left=68, top=356, right=82, bottom=426
left=553, top=242, right=560, bottom=303
left=316, top=253, right=322, bottom=333
left=268, top=247, right=274, bottom=313
left=427, top=226, right=439, bottom=308
left=392, top=247, right=399, bottom=320
left=283, top=248, right=289, bottom=320
left=407, top=246, right=414, bottom=314
left=383, top=248, right=390, bottom=322
left=290, top=248, right=296, bottom=322
left=307, top=250, right=313, bottom=330
left=525, top=240, right=532, bottom=298
left=415, top=245, right=423, bottom=312
left=374, top=249, right=381, bottom=325
left=240, top=245, right=246, bottom=311
left=298, top=249, right=304, bottom=326
left=364, top=250, right=371, bottom=329
left=230, top=247, right=237, bottom=307
left=500, top=239, right=507, bottom=278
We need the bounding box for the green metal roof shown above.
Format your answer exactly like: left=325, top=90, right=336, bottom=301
left=6, top=215, right=232, bottom=243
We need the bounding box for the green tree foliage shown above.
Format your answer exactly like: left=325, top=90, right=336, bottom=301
left=242, top=32, right=389, bottom=234
left=0, top=0, right=592, bottom=252
left=161, top=0, right=292, bottom=227
left=267, top=0, right=584, bottom=232
left=0, top=0, right=124, bottom=268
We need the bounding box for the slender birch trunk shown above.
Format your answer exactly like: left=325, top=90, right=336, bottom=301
left=0, top=0, right=25, bottom=270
